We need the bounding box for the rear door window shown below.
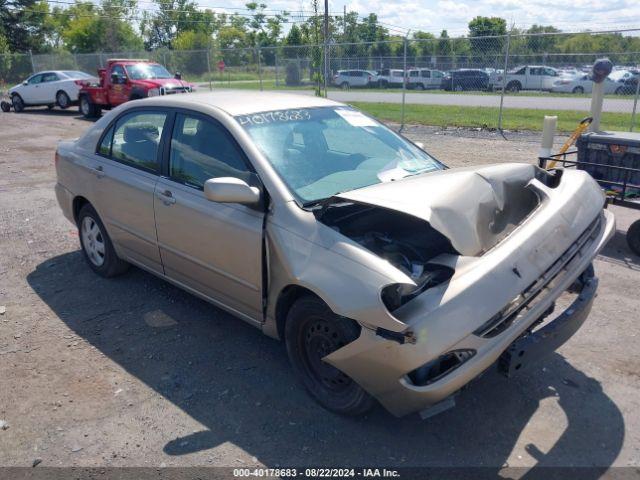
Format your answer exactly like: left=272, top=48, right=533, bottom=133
left=109, top=111, right=168, bottom=172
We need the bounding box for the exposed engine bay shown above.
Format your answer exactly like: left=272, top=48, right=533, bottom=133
left=319, top=202, right=458, bottom=310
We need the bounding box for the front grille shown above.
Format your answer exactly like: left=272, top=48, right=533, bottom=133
left=473, top=214, right=602, bottom=338
left=160, top=87, right=189, bottom=95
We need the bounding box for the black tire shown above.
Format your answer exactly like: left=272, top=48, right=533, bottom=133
left=56, top=90, right=71, bottom=109
left=11, top=94, right=24, bottom=112
left=380, top=80, right=388, bottom=89
left=79, top=94, right=100, bottom=118
left=47, top=104, right=54, bottom=110
left=77, top=204, right=129, bottom=277
left=615, top=86, right=625, bottom=95
left=285, top=295, right=375, bottom=416
left=340, top=82, right=349, bottom=91
left=0, top=101, right=10, bottom=112
left=506, top=81, right=521, bottom=93
left=572, top=86, right=584, bottom=94
left=416, top=83, right=425, bottom=90
left=454, top=84, right=464, bottom=92
left=627, top=220, right=640, bottom=257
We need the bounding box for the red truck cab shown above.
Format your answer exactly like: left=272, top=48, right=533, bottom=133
left=77, top=59, right=194, bottom=118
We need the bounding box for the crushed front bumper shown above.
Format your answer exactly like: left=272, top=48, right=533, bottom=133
left=325, top=209, right=615, bottom=417
left=498, top=265, right=597, bottom=377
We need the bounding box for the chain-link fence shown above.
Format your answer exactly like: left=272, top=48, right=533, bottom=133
left=1, top=28, right=639, bottom=134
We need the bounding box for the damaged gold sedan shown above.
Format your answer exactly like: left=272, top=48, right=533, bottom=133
left=54, top=92, right=615, bottom=418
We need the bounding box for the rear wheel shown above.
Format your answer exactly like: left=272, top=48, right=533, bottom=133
left=11, top=94, right=24, bottom=112
left=572, top=86, right=584, bottom=94
left=380, top=80, right=388, bottom=89
left=615, top=86, right=625, bottom=95
left=627, top=220, right=640, bottom=256
left=78, top=204, right=129, bottom=277
left=285, top=295, right=375, bottom=416
left=56, top=91, right=71, bottom=109
left=454, top=84, right=463, bottom=92
left=79, top=95, right=101, bottom=118
left=506, top=81, right=521, bottom=93
left=340, top=81, right=349, bottom=90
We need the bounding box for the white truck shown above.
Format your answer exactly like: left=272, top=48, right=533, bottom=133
left=407, top=68, right=445, bottom=90
left=488, top=65, right=560, bottom=92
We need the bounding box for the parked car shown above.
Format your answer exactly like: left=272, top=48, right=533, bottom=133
left=488, top=65, right=560, bottom=92
left=77, top=59, right=194, bottom=118
left=614, top=74, right=639, bottom=95
left=550, top=73, right=619, bottom=94
left=55, top=91, right=614, bottom=418
left=441, top=69, right=489, bottom=91
left=8, top=70, right=96, bottom=112
left=332, top=69, right=376, bottom=89
left=377, top=69, right=405, bottom=88
left=407, top=68, right=444, bottom=90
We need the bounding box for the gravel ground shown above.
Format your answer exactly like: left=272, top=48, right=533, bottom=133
left=0, top=108, right=639, bottom=474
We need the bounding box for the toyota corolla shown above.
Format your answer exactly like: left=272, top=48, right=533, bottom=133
left=54, top=92, right=615, bottom=417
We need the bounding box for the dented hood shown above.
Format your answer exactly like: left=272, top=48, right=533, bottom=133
left=336, top=163, right=541, bottom=256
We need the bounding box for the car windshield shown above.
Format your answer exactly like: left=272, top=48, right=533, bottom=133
left=125, top=64, right=172, bottom=80
left=236, top=107, right=443, bottom=204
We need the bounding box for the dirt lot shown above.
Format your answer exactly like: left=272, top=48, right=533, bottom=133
left=0, top=108, right=639, bottom=473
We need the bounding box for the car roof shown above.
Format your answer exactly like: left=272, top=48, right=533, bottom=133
left=140, top=90, right=343, bottom=116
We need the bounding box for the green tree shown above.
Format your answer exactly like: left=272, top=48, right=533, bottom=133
left=0, top=0, right=51, bottom=52
left=141, top=0, right=218, bottom=49
left=468, top=16, right=506, bottom=62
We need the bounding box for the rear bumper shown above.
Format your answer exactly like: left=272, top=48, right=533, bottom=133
left=55, top=182, right=75, bottom=225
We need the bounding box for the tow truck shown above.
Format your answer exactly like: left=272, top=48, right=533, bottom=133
left=77, top=59, right=194, bottom=118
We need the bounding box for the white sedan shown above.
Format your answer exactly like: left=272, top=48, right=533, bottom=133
left=8, top=70, right=96, bottom=112
left=550, top=73, right=619, bottom=94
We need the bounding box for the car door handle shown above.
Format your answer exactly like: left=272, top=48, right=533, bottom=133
left=157, top=190, right=176, bottom=205
left=92, top=165, right=105, bottom=178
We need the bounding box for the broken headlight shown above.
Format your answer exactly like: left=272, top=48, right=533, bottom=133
left=381, top=264, right=454, bottom=312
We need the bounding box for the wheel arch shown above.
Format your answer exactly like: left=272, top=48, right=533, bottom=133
left=72, top=196, right=91, bottom=224
left=274, top=284, right=326, bottom=340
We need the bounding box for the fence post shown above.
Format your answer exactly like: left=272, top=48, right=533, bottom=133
left=257, top=46, right=263, bottom=91
left=29, top=50, right=35, bottom=74
left=631, top=76, right=640, bottom=132
left=497, top=32, right=511, bottom=135
left=400, top=33, right=409, bottom=132
left=275, top=51, right=279, bottom=87
left=206, top=49, right=212, bottom=91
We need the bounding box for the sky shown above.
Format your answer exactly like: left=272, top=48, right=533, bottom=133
left=202, top=0, right=640, bottom=37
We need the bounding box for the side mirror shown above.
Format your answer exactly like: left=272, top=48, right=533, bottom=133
left=174, top=72, right=182, bottom=80
left=23, top=81, right=28, bottom=86
left=111, top=73, right=120, bottom=84
left=204, top=177, right=260, bottom=205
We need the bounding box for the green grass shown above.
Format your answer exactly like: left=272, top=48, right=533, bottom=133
left=349, top=102, right=633, bottom=132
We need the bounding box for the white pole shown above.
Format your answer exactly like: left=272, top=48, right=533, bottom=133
left=539, top=115, right=557, bottom=158
left=589, top=81, right=605, bottom=132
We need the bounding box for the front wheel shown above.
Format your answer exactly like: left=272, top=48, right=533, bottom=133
left=572, top=86, right=584, bottom=94
left=615, top=86, right=625, bottom=95
left=11, top=94, right=24, bottom=112
left=78, top=204, right=129, bottom=277
left=340, top=82, right=349, bottom=90
left=627, top=220, right=640, bottom=256
left=285, top=295, right=375, bottom=416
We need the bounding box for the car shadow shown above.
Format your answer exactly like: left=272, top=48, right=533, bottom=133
left=597, top=229, right=640, bottom=271
left=26, top=251, right=625, bottom=473
left=13, top=107, right=95, bottom=122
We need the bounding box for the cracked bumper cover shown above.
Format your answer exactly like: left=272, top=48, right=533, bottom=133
left=325, top=209, right=615, bottom=417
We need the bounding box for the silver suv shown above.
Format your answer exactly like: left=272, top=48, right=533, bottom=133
left=332, top=69, right=376, bottom=89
